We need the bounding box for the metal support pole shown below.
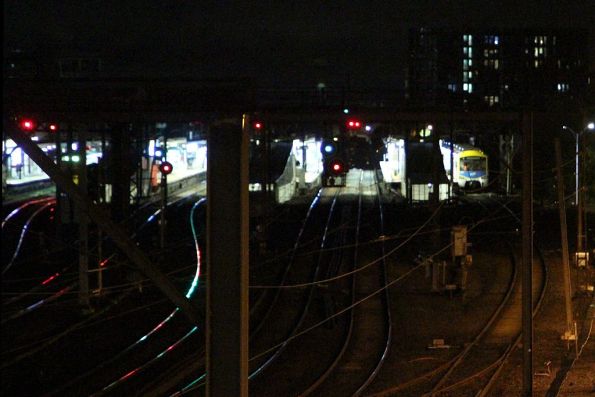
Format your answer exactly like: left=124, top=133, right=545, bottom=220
left=449, top=120, right=454, bottom=200
left=521, top=112, right=534, bottom=396
left=55, top=126, right=63, bottom=239
left=160, top=173, right=167, bottom=249
left=161, top=133, right=168, bottom=250
left=575, top=133, right=579, bottom=207
left=576, top=131, right=584, bottom=253
left=78, top=129, right=90, bottom=307
left=555, top=138, right=574, bottom=335
left=206, top=117, right=249, bottom=397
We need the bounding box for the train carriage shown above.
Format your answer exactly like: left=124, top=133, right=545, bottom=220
left=439, top=140, right=488, bottom=189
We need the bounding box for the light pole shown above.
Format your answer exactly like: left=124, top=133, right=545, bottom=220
left=562, top=125, right=580, bottom=206
left=562, top=122, right=594, bottom=254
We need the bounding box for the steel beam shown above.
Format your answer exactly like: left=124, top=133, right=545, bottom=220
left=206, top=117, right=249, bottom=397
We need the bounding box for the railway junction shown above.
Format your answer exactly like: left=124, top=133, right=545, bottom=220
left=2, top=80, right=594, bottom=396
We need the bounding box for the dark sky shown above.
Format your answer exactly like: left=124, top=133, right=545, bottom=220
left=4, top=1, right=595, bottom=87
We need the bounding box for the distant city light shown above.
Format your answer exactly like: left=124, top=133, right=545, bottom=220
left=365, top=125, right=372, bottom=132
left=343, top=108, right=349, bottom=114
left=588, top=122, right=594, bottom=130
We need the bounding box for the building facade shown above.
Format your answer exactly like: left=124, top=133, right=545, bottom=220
left=406, top=28, right=590, bottom=110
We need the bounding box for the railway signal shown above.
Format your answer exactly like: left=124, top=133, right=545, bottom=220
left=159, top=161, right=173, bottom=175
left=48, top=123, right=59, bottom=132
left=346, top=119, right=362, bottom=129
left=321, top=140, right=338, bottom=155
left=18, top=117, right=37, bottom=132
left=327, top=158, right=346, bottom=176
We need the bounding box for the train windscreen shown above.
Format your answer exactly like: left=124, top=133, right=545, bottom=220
left=460, top=156, right=486, bottom=172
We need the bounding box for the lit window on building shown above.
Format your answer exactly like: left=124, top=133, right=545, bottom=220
left=463, top=83, right=469, bottom=91
left=448, top=84, right=457, bottom=92
left=484, top=95, right=499, bottom=106
left=484, top=35, right=500, bottom=45
left=533, top=35, right=547, bottom=46
left=557, top=83, right=569, bottom=92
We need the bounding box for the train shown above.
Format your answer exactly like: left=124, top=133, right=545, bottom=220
left=380, top=137, right=489, bottom=202
left=439, top=140, right=488, bottom=190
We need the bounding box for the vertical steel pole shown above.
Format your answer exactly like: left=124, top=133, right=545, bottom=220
left=160, top=173, right=166, bottom=250
left=576, top=132, right=584, bottom=253
left=206, top=117, right=249, bottom=397
left=55, top=126, right=62, bottom=239
left=78, top=129, right=90, bottom=307
left=575, top=134, right=579, bottom=207
left=449, top=119, right=454, bottom=199
left=555, top=138, right=574, bottom=333
left=522, top=112, right=533, bottom=396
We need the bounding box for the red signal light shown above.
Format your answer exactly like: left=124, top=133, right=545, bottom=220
left=48, top=123, right=59, bottom=132
left=346, top=119, right=362, bottom=129
left=159, top=161, right=173, bottom=175
left=253, top=121, right=263, bottom=130
left=327, top=158, right=346, bottom=175
left=18, top=118, right=37, bottom=132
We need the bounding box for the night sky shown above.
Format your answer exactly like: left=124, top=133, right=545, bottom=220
left=4, top=1, right=595, bottom=88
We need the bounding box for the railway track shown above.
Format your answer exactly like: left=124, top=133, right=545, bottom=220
left=367, top=211, right=548, bottom=396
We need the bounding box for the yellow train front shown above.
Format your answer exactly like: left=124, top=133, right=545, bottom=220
left=440, top=141, right=488, bottom=191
